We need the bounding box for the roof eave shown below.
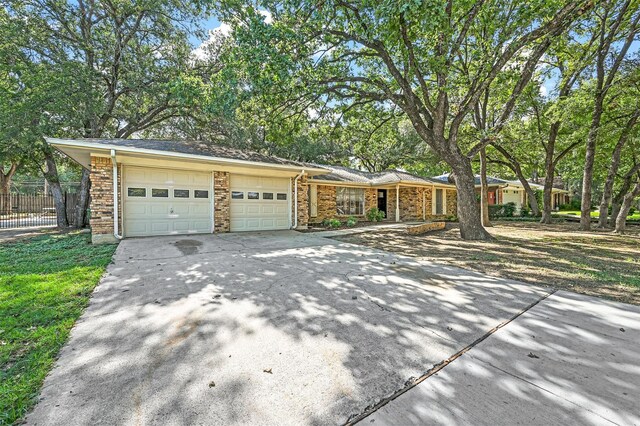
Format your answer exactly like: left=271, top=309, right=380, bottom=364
left=45, top=137, right=329, bottom=175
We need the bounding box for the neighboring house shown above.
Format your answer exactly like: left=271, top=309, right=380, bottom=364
left=432, top=173, right=569, bottom=212
left=47, top=138, right=457, bottom=243
left=308, top=165, right=457, bottom=223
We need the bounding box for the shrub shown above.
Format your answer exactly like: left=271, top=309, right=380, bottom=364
left=488, top=202, right=516, bottom=219
left=346, top=216, right=358, bottom=227
left=629, top=207, right=636, bottom=216
left=327, top=218, right=342, bottom=228
left=520, top=205, right=531, bottom=217
left=366, top=207, right=386, bottom=222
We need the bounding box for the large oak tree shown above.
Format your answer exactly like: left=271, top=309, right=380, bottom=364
left=219, top=0, right=592, bottom=239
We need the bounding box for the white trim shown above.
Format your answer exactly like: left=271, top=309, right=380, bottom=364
left=443, top=189, right=447, bottom=215
left=395, top=184, right=400, bottom=222
left=111, top=150, right=123, bottom=240
left=432, top=186, right=437, bottom=215
left=309, top=178, right=456, bottom=189
left=120, top=165, right=125, bottom=236
left=288, top=177, right=293, bottom=228
left=47, top=138, right=328, bottom=175
left=309, top=184, right=318, bottom=217
left=210, top=171, right=215, bottom=233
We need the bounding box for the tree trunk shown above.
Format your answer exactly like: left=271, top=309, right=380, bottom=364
left=541, top=122, right=559, bottom=224
left=479, top=148, right=492, bottom=227
left=609, top=163, right=640, bottom=226
left=0, top=163, right=19, bottom=215
left=74, top=168, right=91, bottom=228
left=614, top=181, right=640, bottom=234
left=43, top=153, right=69, bottom=228
left=597, top=111, right=638, bottom=228
left=491, top=143, right=539, bottom=216
left=580, top=106, right=601, bottom=231
left=450, top=159, right=492, bottom=240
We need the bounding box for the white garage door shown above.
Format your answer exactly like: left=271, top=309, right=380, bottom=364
left=230, top=175, right=290, bottom=231
left=123, top=167, right=212, bottom=237
left=502, top=189, right=522, bottom=211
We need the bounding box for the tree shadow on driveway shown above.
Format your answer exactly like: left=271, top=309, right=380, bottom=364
left=24, top=231, right=640, bottom=425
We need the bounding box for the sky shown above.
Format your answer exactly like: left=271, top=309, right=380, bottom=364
left=191, top=13, right=640, bottom=100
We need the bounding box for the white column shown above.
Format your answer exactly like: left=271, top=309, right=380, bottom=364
left=395, top=184, right=400, bottom=222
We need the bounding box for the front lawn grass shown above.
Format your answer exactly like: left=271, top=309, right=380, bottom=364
left=336, top=221, right=640, bottom=305
left=0, top=232, right=117, bottom=425
left=555, top=210, right=640, bottom=221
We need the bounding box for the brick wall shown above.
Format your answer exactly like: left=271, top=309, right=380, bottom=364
left=89, top=156, right=114, bottom=239
left=295, top=175, right=309, bottom=228
left=214, top=171, right=230, bottom=232
left=312, top=184, right=376, bottom=223
left=365, top=188, right=377, bottom=215
left=446, top=189, right=457, bottom=217
left=386, top=188, right=396, bottom=221
left=314, top=185, right=336, bottom=222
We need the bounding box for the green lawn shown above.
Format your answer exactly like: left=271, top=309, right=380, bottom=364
left=0, top=232, right=117, bottom=425
left=555, top=210, right=640, bottom=220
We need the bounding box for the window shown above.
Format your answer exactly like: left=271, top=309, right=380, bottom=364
left=194, top=190, right=209, bottom=199
left=435, top=188, right=444, bottom=215
left=277, top=193, right=287, bottom=201
left=128, top=188, right=146, bottom=197
left=174, top=189, right=189, bottom=198
left=231, top=191, right=244, bottom=199
left=262, top=192, right=274, bottom=200
left=247, top=192, right=259, bottom=200
left=336, top=187, right=364, bottom=215
left=152, top=188, right=169, bottom=198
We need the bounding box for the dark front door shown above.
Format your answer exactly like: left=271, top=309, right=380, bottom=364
left=377, top=189, right=387, bottom=214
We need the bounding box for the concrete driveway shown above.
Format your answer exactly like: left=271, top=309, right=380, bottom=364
left=25, top=231, right=640, bottom=425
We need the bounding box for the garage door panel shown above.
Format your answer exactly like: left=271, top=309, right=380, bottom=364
left=230, top=174, right=290, bottom=232
left=149, top=170, right=171, bottom=183
left=124, top=167, right=212, bottom=237
left=150, top=204, right=170, bottom=215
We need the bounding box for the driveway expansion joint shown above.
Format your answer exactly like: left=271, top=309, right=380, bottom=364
left=344, top=289, right=557, bottom=425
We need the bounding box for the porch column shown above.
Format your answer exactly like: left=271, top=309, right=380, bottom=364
left=395, top=184, right=400, bottom=222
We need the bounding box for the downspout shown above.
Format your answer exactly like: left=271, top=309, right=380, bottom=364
left=395, top=183, right=400, bottom=222
left=293, top=169, right=306, bottom=229
left=111, top=149, right=123, bottom=240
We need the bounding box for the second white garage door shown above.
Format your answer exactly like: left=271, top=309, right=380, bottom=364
left=230, top=175, right=290, bottom=231
left=123, top=167, right=212, bottom=237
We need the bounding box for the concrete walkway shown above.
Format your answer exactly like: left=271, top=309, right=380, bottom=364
left=24, top=231, right=640, bottom=425
left=365, top=290, right=640, bottom=425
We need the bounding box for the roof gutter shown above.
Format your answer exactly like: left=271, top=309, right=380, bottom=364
left=111, top=149, right=123, bottom=240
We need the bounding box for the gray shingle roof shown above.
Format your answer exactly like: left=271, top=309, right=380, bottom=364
left=432, top=173, right=506, bottom=186
left=71, top=138, right=311, bottom=168
left=310, top=165, right=449, bottom=186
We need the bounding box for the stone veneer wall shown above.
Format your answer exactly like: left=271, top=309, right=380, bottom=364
left=315, top=185, right=336, bottom=222
left=89, top=156, right=115, bottom=243
left=214, top=171, right=230, bottom=232
left=295, top=175, right=309, bottom=228
left=446, top=189, right=457, bottom=216
left=364, top=188, right=377, bottom=216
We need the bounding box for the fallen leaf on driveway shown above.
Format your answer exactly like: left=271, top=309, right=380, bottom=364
left=208, top=381, right=215, bottom=388
left=527, top=352, right=539, bottom=359
left=263, top=368, right=272, bottom=374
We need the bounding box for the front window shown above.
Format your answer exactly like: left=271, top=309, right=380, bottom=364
left=435, top=189, right=444, bottom=214
left=336, top=187, right=364, bottom=215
